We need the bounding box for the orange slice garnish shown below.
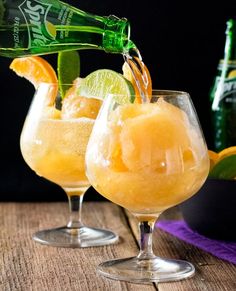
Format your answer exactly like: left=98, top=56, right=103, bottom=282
left=218, top=146, right=236, bottom=162
left=208, top=150, right=219, bottom=171
left=10, top=56, right=58, bottom=105
left=122, top=57, right=152, bottom=103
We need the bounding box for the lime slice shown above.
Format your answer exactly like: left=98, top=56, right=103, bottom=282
left=77, top=69, right=135, bottom=104
left=209, top=155, right=236, bottom=179
left=57, top=50, right=80, bottom=98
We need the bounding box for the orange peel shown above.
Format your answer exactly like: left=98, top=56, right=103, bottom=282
left=10, top=56, right=58, bottom=105
left=218, top=146, right=236, bottom=162
left=208, top=150, right=219, bottom=171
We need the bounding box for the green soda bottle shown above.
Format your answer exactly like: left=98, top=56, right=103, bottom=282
left=210, top=19, right=236, bottom=151
left=0, top=0, right=130, bottom=57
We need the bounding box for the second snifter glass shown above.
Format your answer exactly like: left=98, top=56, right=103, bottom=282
left=86, top=90, right=209, bottom=283
left=20, top=82, right=118, bottom=247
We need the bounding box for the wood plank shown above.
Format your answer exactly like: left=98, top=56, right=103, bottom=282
left=0, top=202, right=156, bottom=291
left=126, top=206, right=236, bottom=291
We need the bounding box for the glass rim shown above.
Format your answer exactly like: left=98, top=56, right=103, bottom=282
left=37, top=82, right=73, bottom=86
left=106, top=89, right=190, bottom=98
left=151, top=89, right=189, bottom=96
left=36, top=84, right=189, bottom=95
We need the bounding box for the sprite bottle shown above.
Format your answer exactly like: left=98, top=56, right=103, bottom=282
left=0, top=0, right=131, bottom=57
left=210, top=19, right=236, bottom=151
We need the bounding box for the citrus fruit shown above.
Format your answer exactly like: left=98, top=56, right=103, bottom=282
left=57, top=50, right=80, bottom=98
left=10, top=56, right=58, bottom=105
left=122, top=57, right=152, bottom=103
left=208, top=150, right=219, bottom=171
left=209, top=155, right=236, bottom=179
left=76, top=69, right=135, bottom=104
left=45, top=21, right=57, bottom=39
left=228, top=69, right=236, bottom=78
left=218, top=146, right=236, bottom=162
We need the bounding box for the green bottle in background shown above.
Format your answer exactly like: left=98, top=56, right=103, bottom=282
left=0, top=0, right=131, bottom=57
left=210, top=19, right=236, bottom=151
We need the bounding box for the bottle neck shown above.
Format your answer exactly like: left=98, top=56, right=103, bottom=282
left=103, top=15, right=131, bottom=53
left=218, top=59, right=236, bottom=70
left=224, top=19, right=236, bottom=62
left=0, top=0, right=5, bottom=23
left=0, top=0, right=132, bottom=56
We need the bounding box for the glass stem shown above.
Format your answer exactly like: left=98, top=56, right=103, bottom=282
left=66, top=193, right=84, bottom=229
left=137, top=219, right=157, bottom=260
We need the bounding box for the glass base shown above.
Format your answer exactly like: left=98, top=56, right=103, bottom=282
left=97, top=256, right=195, bottom=283
left=33, top=226, right=119, bottom=248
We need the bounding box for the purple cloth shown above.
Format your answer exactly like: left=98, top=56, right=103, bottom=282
left=156, top=220, right=236, bottom=265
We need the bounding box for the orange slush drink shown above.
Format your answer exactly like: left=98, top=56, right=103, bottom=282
left=21, top=118, right=94, bottom=189
left=20, top=92, right=101, bottom=195
left=86, top=98, right=209, bottom=214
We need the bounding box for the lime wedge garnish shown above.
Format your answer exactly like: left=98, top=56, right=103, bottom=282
left=209, top=155, right=236, bottom=179
left=77, top=69, right=135, bottom=104
left=57, top=50, right=80, bottom=98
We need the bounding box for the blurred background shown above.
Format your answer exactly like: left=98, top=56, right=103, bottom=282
left=0, top=0, right=236, bottom=201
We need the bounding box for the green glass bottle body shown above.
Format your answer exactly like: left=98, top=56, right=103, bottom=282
left=0, top=0, right=130, bottom=57
left=210, top=19, right=236, bottom=151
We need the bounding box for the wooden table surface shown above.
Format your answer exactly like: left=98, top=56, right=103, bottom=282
left=0, top=202, right=235, bottom=291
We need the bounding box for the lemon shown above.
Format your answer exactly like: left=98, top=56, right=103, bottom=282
left=57, top=50, right=80, bottom=98
left=77, top=69, right=135, bottom=104
left=45, top=21, right=56, bottom=39
left=228, top=69, right=236, bottom=78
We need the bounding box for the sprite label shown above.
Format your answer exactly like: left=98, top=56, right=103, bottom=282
left=0, top=0, right=130, bottom=57
left=0, top=0, right=75, bottom=50
left=210, top=65, right=236, bottom=151
left=18, top=0, right=56, bottom=48
left=211, top=76, right=236, bottom=104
